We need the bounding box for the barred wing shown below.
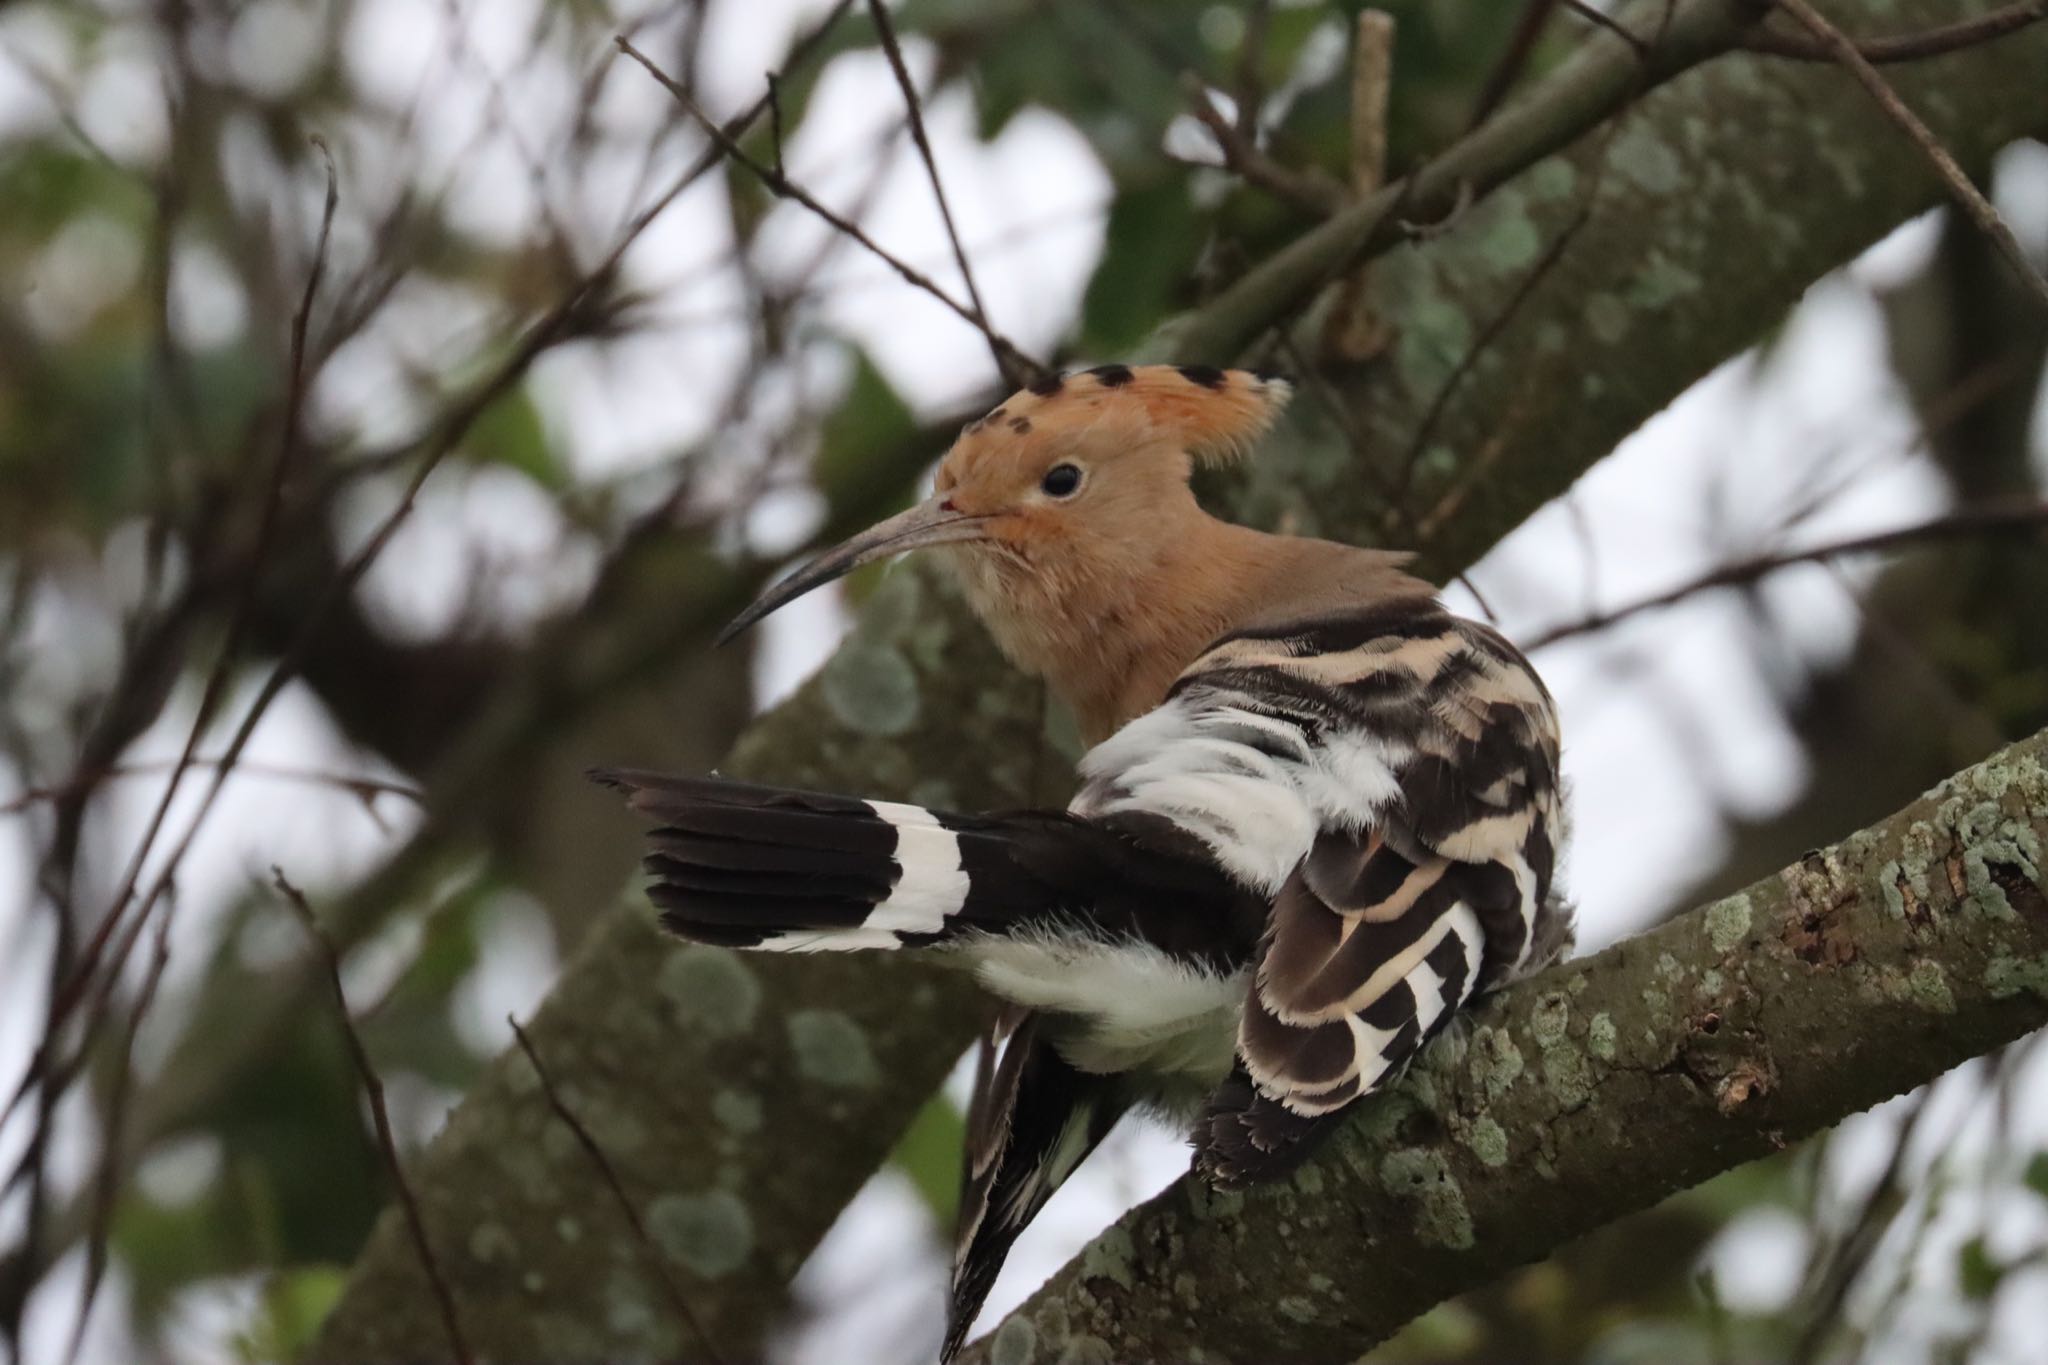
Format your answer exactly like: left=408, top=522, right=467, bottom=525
left=1074, top=598, right=1569, bottom=1183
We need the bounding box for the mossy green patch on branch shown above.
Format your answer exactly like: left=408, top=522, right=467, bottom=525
left=1378, top=1148, right=1474, bottom=1252
left=647, top=1190, right=755, bottom=1281
left=657, top=945, right=762, bottom=1037
left=1705, top=894, right=1753, bottom=953
left=785, top=1008, right=882, bottom=1089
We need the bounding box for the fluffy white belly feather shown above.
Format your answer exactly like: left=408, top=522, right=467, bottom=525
left=962, top=931, right=1244, bottom=1080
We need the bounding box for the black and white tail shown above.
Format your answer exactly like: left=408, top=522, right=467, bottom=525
left=589, top=768, right=1248, bottom=959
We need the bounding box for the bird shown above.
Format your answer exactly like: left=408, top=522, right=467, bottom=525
left=594, top=362, right=1571, bottom=1360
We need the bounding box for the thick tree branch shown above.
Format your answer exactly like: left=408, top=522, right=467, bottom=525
left=964, top=727, right=2048, bottom=1362
left=310, top=2, right=2048, bottom=1357
left=1771, top=0, right=2048, bottom=311
left=1155, top=0, right=1760, bottom=367
left=1209, top=0, right=2048, bottom=582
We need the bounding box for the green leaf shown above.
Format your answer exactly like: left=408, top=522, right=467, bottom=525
left=0, top=144, right=150, bottom=240
left=466, top=387, right=564, bottom=491
left=234, top=1265, right=351, bottom=1364
left=1957, top=1235, right=2002, bottom=1299
left=114, top=1187, right=250, bottom=1320
left=2023, top=1151, right=2048, bottom=1198
left=888, top=1090, right=967, bottom=1229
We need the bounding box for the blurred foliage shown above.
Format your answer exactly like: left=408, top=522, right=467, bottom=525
left=233, top=1265, right=349, bottom=1364
left=889, top=1090, right=969, bottom=1231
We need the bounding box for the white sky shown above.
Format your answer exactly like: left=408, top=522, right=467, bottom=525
left=1, top=1, right=2045, bottom=1361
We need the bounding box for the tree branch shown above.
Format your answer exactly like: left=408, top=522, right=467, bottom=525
left=1523, top=502, right=2048, bottom=649
left=1770, top=0, right=2048, bottom=312
left=1738, top=0, right=2045, bottom=62
left=509, top=1018, right=728, bottom=1365
left=963, top=726, right=2048, bottom=1362
left=1155, top=0, right=1761, bottom=367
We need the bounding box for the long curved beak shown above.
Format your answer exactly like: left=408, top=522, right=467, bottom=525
left=717, top=496, right=989, bottom=645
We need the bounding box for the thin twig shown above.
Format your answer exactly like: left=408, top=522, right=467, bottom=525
left=1524, top=503, right=2048, bottom=650
left=1396, top=199, right=1593, bottom=503
left=63, top=906, right=171, bottom=1365
left=1742, top=1, right=2046, bottom=63
left=1770, top=0, right=2048, bottom=312
left=1323, top=10, right=1396, bottom=363
left=0, top=759, right=424, bottom=818
left=3, top=134, right=347, bottom=1243
left=864, top=0, right=1023, bottom=388
left=1347, top=12, right=1394, bottom=203
left=1233, top=0, right=1273, bottom=141
left=509, top=1017, right=730, bottom=1365
left=20, top=138, right=341, bottom=1080
left=1182, top=76, right=1348, bottom=215
left=275, top=869, right=473, bottom=1365
left=1470, top=0, right=1562, bottom=129
left=618, top=35, right=1043, bottom=383
left=1562, top=0, right=1653, bottom=55
left=767, top=71, right=787, bottom=178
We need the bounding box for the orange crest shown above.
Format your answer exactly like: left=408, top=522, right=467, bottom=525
left=950, top=364, right=1292, bottom=475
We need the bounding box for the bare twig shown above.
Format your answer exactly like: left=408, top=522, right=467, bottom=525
left=1347, top=13, right=1395, bottom=202
left=1470, top=0, right=1563, bottom=129
left=1233, top=0, right=1273, bottom=141
left=275, top=869, right=472, bottom=1365
left=63, top=907, right=172, bottom=1365
left=1323, top=11, right=1397, bottom=363
left=864, top=0, right=1024, bottom=388
left=1769, top=0, right=2048, bottom=312
left=1562, top=0, right=1654, bottom=56
left=0, top=759, right=424, bottom=819
left=617, top=35, right=1043, bottom=383
left=1742, top=1, right=2046, bottom=63
left=1523, top=503, right=2048, bottom=650
left=1183, top=77, right=1348, bottom=216
left=17, top=138, right=342, bottom=1101
left=509, top=1018, right=729, bottom=1365
left=2, top=133, right=347, bottom=1302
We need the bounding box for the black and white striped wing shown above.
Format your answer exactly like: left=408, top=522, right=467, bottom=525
left=1073, top=599, right=1569, bottom=1183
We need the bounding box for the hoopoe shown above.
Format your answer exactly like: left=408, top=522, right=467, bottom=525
left=595, top=364, right=1572, bottom=1359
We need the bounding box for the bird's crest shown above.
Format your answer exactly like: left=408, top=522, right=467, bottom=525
left=953, top=364, right=1292, bottom=470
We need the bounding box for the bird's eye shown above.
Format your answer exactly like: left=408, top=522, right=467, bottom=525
left=1040, top=464, right=1083, bottom=498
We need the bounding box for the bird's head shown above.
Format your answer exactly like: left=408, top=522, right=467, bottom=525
left=720, top=364, right=1294, bottom=661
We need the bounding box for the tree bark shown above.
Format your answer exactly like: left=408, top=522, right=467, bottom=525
left=961, top=725, right=2048, bottom=1364
left=309, top=3, right=2048, bottom=1358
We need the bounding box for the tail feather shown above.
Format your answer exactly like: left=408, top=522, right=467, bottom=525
left=945, top=1018, right=1125, bottom=1361
left=644, top=830, right=892, bottom=893
left=596, top=767, right=1014, bottom=952
left=593, top=767, right=1255, bottom=960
